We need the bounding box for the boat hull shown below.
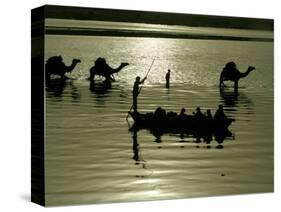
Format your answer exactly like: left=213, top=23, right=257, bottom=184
left=129, top=111, right=234, bottom=136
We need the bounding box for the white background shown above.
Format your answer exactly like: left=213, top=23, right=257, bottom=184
left=0, top=0, right=279, bottom=211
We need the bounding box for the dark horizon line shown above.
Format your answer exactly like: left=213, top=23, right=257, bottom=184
left=32, top=5, right=274, bottom=31
left=45, top=27, right=274, bottom=42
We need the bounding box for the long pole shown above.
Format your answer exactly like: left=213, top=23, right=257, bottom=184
left=126, top=59, right=155, bottom=121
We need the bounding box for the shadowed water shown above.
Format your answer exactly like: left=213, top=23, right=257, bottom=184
left=45, top=33, right=273, bottom=206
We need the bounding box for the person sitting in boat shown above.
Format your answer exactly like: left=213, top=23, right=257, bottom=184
left=205, top=109, right=213, bottom=126
left=214, top=104, right=227, bottom=123
left=206, top=109, right=213, bottom=120
left=180, top=108, right=186, bottom=116
left=179, top=108, right=188, bottom=121
left=194, top=107, right=206, bottom=121
left=132, top=76, right=147, bottom=112
left=167, top=111, right=177, bottom=118
left=153, top=107, right=167, bottom=121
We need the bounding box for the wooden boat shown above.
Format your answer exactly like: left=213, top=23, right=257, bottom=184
left=128, top=110, right=234, bottom=135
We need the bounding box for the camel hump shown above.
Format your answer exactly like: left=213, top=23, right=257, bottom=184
left=46, top=56, right=63, bottom=66
left=95, top=57, right=106, bottom=67
left=225, top=61, right=236, bottom=69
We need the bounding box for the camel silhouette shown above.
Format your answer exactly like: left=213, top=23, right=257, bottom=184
left=219, top=62, right=255, bottom=91
left=89, top=57, right=129, bottom=81
left=45, top=56, right=81, bottom=82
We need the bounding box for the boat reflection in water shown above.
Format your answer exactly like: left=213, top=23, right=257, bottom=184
left=129, top=109, right=235, bottom=157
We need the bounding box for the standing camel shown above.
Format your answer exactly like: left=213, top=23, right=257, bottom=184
left=89, top=57, right=129, bottom=82
left=219, top=61, right=255, bottom=91
left=45, top=56, right=81, bottom=82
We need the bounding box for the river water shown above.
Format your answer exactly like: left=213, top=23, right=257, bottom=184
left=44, top=22, right=273, bottom=206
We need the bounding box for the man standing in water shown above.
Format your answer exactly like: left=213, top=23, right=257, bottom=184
left=165, top=69, right=171, bottom=88
left=133, top=76, right=147, bottom=112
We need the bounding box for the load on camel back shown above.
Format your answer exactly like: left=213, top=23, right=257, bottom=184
left=88, top=57, right=129, bottom=82
left=45, top=56, right=81, bottom=82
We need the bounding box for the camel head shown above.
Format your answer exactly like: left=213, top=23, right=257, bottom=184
left=64, top=58, right=81, bottom=73
left=72, top=59, right=81, bottom=64
left=121, top=62, right=129, bottom=67
left=248, top=66, right=255, bottom=72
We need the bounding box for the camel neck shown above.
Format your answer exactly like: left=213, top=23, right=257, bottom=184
left=111, top=64, right=124, bottom=74
left=66, top=61, right=78, bottom=72
left=240, top=68, right=252, bottom=78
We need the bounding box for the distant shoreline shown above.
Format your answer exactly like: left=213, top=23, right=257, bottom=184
left=38, top=5, right=274, bottom=31
left=45, top=27, right=274, bottom=42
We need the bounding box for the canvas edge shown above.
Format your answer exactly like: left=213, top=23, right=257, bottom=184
left=31, top=5, right=46, bottom=207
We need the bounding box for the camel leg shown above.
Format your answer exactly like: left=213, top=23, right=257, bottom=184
left=219, top=73, right=224, bottom=88
left=219, top=79, right=226, bottom=88
left=110, top=74, right=116, bottom=82
left=45, top=73, right=51, bottom=84
left=234, top=81, right=238, bottom=91
left=220, top=82, right=226, bottom=88
left=219, top=80, right=223, bottom=88
left=89, top=68, right=95, bottom=81
left=89, top=74, right=95, bottom=81
left=104, top=78, right=112, bottom=89
left=89, top=80, right=96, bottom=91
left=61, top=74, right=69, bottom=80
left=104, top=76, right=111, bottom=83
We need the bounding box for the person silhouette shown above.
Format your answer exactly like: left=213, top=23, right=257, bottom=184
left=205, top=114, right=213, bottom=143
left=179, top=108, right=186, bottom=116
left=194, top=107, right=205, bottom=121
left=205, top=109, right=214, bottom=141
left=132, top=76, right=146, bottom=112
left=179, top=108, right=188, bottom=122
left=206, top=109, right=213, bottom=120
left=165, top=69, right=171, bottom=88
left=214, top=104, right=226, bottom=123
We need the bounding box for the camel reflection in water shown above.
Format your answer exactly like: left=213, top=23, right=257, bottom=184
left=46, top=78, right=81, bottom=102
left=219, top=87, right=254, bottom=116
left=89, top=80, right=112, bottom=93
left=45, top=56, right=81, bottom=83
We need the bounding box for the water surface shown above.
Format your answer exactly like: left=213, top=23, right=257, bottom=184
left=45, top=28, right=273, bottom=206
